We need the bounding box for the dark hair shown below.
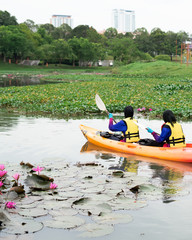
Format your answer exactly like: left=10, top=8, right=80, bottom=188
left=124, top=106, right=134, bottom=118
left=163, top=110, right=176, bottom=126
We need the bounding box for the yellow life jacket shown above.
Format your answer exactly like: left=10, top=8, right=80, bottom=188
left=123, top=118, right=140, bottom=143
left=165, top=122, right=186, bottom=147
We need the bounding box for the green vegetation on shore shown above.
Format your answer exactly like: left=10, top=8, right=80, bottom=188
left=0, top=61, right=191, bottom=120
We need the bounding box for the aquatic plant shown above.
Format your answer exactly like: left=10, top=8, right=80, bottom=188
left=5, top=201, right=16, bottom=209
left=32, top=166, right=44, bottom=175
left=50, top=182, right=58, bottom=189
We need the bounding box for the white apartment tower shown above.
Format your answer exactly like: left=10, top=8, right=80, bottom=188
left=112, top=9, right=135, bottom=33
left=50, top=15, right=73, bottom=28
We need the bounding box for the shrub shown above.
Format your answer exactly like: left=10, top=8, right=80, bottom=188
left=155, top=55, right=170, bottom=61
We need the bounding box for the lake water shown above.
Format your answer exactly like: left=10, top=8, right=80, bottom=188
left=0, top=75, right=54, bottom=87
left=0, top=110, right=192, bottom=240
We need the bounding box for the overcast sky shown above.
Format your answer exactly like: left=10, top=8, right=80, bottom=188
left=1, top=0, right=192, bottom=34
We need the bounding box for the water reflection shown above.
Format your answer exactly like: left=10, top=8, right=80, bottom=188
left=0, top=75, right=55, bottom=87
left=80, top=141, right=192, bottom=173
left=0, top=110, right=20, bottom=131
left=81, top=141, right=192, bottom=202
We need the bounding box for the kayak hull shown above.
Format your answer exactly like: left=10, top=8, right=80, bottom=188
left=80, top=124, right=192, bottom=163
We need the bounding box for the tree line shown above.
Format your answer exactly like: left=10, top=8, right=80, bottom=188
left=0, top=10, right=190, bottom=65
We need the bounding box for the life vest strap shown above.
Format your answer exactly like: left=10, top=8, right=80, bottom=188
left=124, top=132, right=139, bottom=140
left=169, top=136, right=185, bottom=146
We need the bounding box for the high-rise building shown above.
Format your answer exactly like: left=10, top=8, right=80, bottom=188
left=112, top=9, right=135, bottom=33
left=50, top=15, right=73, bottom=28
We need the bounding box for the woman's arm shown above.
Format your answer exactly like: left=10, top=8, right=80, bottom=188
left=109, top=119, right=127, bottom=132
left=152, top=126, right=171, bottom=143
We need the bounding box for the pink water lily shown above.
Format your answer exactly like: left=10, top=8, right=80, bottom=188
left=142, top=107, right=146, bottom=111
left=0, top=181, right=3, bottom=188
left=137, top=108, right=141, bottom=112
left=0, top=165, right=5, bottom=170
left=0, top=170, right=7, bottom=178
left=149, top=108, right=152, bottom=111
left=32, top=166, right=44, bottom=175
left=12, top=173, right=20, bottom=181
left=5, top=201, right=16, bottom=209
left=50, top=182, right=58, bottom=189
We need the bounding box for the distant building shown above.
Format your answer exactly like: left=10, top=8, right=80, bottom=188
left=50, top=15, right=73, bottom=28
left=112, top=9, right=135, bottom=33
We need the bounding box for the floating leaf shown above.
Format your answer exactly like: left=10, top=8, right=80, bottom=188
left=2, top=218, right=43, bottom=234
left=18, top=208, right=48, bottom=218
left=17, top=196, right=43, bottom=206
left=92, top=212, right=133, bottom=225
left=20, top=161, right=34, bottom=169
left=138, top=184, right=163, bottom=200
left=77, top=223, right=114, bottom=237
left=0, top=210, right=11, bottom=229
left=10, top=185, right=25, bottom=194
left=49, top=208, right=78, bottom=217
left=25, top=174, right=53, bottom=191
left=112, top=170, right=124, bottom=178
left=44, top=216, right=85, bottom=229
left=110, top=196, right=148, bottom=210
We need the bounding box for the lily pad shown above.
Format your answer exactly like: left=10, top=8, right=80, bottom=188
left=42, top=200, right=73, bottom=210
left=2, top=218, right=43, bottom=234
left=49, top=208, right=78, bottom=217
left=77, top=223, right=114, bottom=237
left=17, top=196, right=43, bottom=205
left=87, top=203, right=112, bottom=215
left=109, top=196, right=148, bottom=210
left=18, top=202, right=39, bottom=209
left=25, top=174, right=53, bottom=191
left=138, top=184, right=163, bottom=200
left=112, top=170, right=124, bottom=178
left=44, top=216, right=85, bottom=229
left=18, top=208, right=48, bottom=218
left=92, top=212, right=133, bottom=225
left=0, top=210, right=11, bottom=229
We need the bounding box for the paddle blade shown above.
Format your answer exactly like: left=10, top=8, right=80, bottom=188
left=95, top=94, right=107, bottom=112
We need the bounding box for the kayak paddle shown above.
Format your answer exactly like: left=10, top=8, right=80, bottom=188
left=95, top=94, right=117, bottom=123
left=95, top=94, right=149, bottom=130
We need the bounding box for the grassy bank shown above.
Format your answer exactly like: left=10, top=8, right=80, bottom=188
left=0, top=61, right=191, bottom=120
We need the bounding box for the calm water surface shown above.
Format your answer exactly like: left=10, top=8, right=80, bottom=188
left=0, top=110, right=192, bottom=240
left=0, top=76, right=55, bottom=87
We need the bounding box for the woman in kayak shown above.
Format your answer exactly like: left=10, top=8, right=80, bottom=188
left=146, top=110, right=186, bottom=147
left=108, top=106, right=140, bottom=142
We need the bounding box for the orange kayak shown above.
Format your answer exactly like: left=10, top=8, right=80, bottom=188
left=80, top=124, right=192, bottom=163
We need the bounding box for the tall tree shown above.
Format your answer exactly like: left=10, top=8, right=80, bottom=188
left=37, top=27, right=53, bottom=44
left=107, top=37, right=140, bottom=63
left=0, top=25, right=30, bottom=61
left=68, top=37, right=103, bottom=66
left=23, top=19, right=38, bottom=32
left=149, top=28, right=166, bottom=56
left=134, top=28, right=151, bottom=53
left=104, top=28, right=118, bottom=39
left=0, top=10, right=18, bottom=26
left=52, top=39, right=72, bottom=64
left=51, top=23, right=72, bottom=40
left=35, top=44, right=54, bottom=63
left=70, top=25, right=90, bottom=39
